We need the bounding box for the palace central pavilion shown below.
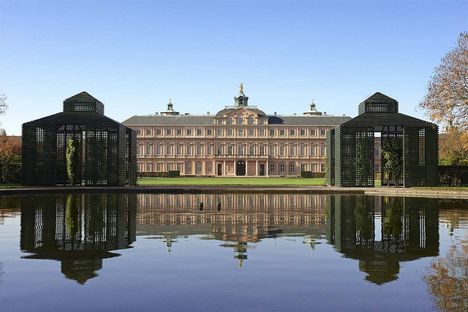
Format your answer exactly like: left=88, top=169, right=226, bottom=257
left=123, top=86, right=350, bottom=177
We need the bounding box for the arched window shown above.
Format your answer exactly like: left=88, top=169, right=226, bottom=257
left=248, top=116, right=254, bottom=125
left=238, top=116, right=243, bottom=125
left=238, top=145, right=244, bottom=155
left=227, top=117, right=233, bottom=125
left=279, top=162, right=286, bottom=174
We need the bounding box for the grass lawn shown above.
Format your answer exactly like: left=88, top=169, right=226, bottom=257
left=0, top=184, right=21, bottom=189
left=138, top=177, right=326, bottom=186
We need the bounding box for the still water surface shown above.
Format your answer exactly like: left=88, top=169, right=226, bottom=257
left=0, top=193, right=466, bottom=312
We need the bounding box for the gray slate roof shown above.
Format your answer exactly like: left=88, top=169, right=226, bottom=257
left=122, top=115, right=351, bottom=126
left=63, top=91, right=103, bottom=104
left=341, top=112, right=436, bottom=128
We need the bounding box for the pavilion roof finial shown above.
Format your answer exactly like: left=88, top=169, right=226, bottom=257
left=240, top=82, right=244, bottom=94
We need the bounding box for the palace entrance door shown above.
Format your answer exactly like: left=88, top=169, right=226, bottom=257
left=236, top=161, right=246, bottom=176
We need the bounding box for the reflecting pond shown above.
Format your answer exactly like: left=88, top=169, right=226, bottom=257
left=0, top=193, right=467, bottom=312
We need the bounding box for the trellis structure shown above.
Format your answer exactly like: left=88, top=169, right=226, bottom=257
left=22, top=92, right=137, bottom=186
left=327, top=92, right=438, bottom=187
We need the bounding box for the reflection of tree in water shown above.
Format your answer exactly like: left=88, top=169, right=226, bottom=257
left=425, top=236, right=468, bottom=312
left=382, top=197, right=403, bottom=242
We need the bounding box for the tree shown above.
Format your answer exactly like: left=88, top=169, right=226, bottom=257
left=420, top=32, right=468, bottom=161
left=425, top=237, right=467, bottom=312
left=439, top=128, right=468, bottom=165
left=382, top=138, right=403, bottom=186
left=66, top=138, right=79, bottom=185
left=0, top=132, right=21, bottom=183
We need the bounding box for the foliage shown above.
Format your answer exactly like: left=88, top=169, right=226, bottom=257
left=420, top=32, right=468, bottom=156
left=65, top=194, right=79, bottom=237
left=383, top=197, right=403, bottom=239
left=355, top=197, right=373, bottom=242
left=66, top=138, right=79, bottom=185
left=382, top=138, right=403, bottom=186
left=425, top=237, right=468, bottom=312
left=0, top=132, right=21, bottom=184
left=300, top=171, right=325, bottom=178
left=439, top=128, right=468, bottom=165
left=439, top=165, right=468, bottom=186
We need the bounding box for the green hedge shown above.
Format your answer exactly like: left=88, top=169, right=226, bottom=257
left=139, top=170, right=180, bottom=178
left=1, top=163, right=21, bottom=184
left=301, top=171, right=325, bottom=178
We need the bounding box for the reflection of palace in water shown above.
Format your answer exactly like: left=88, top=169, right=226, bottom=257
left=137, top=193, right=329, bottom=265
left=20, top=194, right=136, bottom=284
left=327, top=196, right=439, bottom=284
left=16, top=192, right=441, bottom=283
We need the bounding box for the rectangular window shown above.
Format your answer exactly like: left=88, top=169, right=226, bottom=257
left=196, top=129, right=203, bottom=136
left=290, top=146, right=295, bottom=156
left=146, top=129, right=152, bottom=136
left=269, top=163, right=275, bottom=175
left=156, top=163, right=163, bottom=172
left=269, top=145, right=275, bottom=156
left=310, top=129, right=317, bottom=136
left=238, top=129, right=244, bottom=136
left=156, top=129, right=162, bottom=136
left=259, top=145, right=265, bottom=156
left=290, top=129, right=296, bottom=136
left=207, top=129, right=212, bottom=136
left=176, top=145, right=182, bottom=155
left=217, top=128, right=223, bottom=136
left=176, top=129, right=182, bottom=136
left=186, top=129, right=192, bottom=136
left=206, top=162, right=212, bottom=173
left=259, top=128, right=265, bottom=136
left=419, top=129, right=425, bottom=165
left=137, top=129, right=142, bottom=136
left=269, top=129, right=275, bottom=136
left=166, top=129, right=172, bottom=136
left=248, top=129, right=254, bottom=136
left=207, top=145, right=212, bottom=155
left=320, top=145, right=326, bottom=156
left=280, top=129, right=286, bottom=136
left=186, top=145, right=192, bottom=155
left=196, top=145, right=202, bottom=156
left=146, top=162, right=152, bottom=172
left=311, top=146, right=317, bottom=157
left=300, top=145, right=306, bottom=156
left=301, top=163, right=307, bottom=172
left=227, top=129, right=233, bottom=136
left=320, top=129, right=326, bottom=137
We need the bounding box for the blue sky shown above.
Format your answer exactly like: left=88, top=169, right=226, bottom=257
left=0, top=0, right=467, bottom=135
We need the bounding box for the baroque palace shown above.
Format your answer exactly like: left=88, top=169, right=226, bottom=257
left=123, top=85, right=350, bottom=177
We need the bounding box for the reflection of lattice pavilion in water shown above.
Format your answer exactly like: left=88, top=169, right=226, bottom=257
left=327, top=195, right=439, bottom=284
left=22, top=92, right=137, bottom=186
left=326, top=92, right=438, bottom=187
left=20, top=194, right=136, bottom=284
